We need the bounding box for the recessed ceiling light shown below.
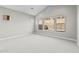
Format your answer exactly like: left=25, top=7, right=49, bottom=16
left=30, top=8, right=34, bottom=10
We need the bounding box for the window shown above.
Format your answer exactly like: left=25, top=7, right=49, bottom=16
left=43, top=17, right=55, bottom=31
left=38, top=16, right=65, bottom=32
left=56, top=16, right=65, bottom=32
left=38, top=20, right=43, bottom=30
left=3, top=15, right=10, bottom=21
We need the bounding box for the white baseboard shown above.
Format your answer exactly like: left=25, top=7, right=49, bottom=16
left=0, top=32, right=77, bottom=42
left=51, top=36, right=77, bottom=42
left=0, top=33, right=30, bottom=40
left=35, top=33, right=77, bottom=42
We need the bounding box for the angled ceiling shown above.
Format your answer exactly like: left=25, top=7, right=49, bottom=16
left=2, top=5, right=48, bottom=16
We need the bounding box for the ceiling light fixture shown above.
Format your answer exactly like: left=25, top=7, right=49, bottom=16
left=30, top=8, right=34, bottom=10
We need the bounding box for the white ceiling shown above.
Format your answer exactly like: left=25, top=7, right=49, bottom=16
left=2, top=5, right=48, bottom=16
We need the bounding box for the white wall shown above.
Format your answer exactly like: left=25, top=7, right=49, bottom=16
left=35, top=5, right=77, bottom=41
left=77, top=6, right=79, bottom=46
left=0, top=7, right=34, bottom=38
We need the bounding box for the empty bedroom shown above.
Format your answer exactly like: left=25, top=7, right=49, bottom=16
left=0, top=5, right=79, bottom=53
